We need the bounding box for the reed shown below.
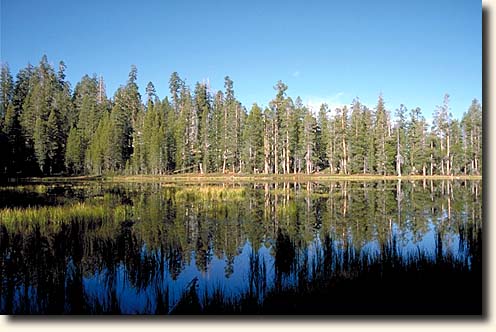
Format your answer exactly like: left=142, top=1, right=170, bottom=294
left=0, top=202, right=129, bottom=233
left=174, top=186, right=246, bottom=201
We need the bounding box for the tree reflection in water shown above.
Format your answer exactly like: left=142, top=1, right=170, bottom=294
left=0, top=180, right=482, bottom=314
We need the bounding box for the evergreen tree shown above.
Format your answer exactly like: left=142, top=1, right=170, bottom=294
left=46, top=108, right=63, bottom=174
left=2, top=103, right=20, bottom=174
left=363, top=106, right=375, bottom=174
left=432, top=94, right=452, bottom=175
left=33, top=116, right=48, bottom=173
left=373, top=94, right=390, bottom=175
left=194, top=82, right=212, bottom=173
left=290, top=97, right=304, bottom=173
left=241, top=103, right=264, bottom=173
left=162, top=97, right=176, bottom=172
left=209, top=91, right=224, bottom=172
left=449, top=119, right=464, bottom=175
left=348, top=98, right=368, bottom=174
left=221, top=76, right=242, bottom=173
left=461, top=99, right=482, bottom=175
left=316, top=103, right=330, bottom=172
left=270, top=81, right=294, bottom=174
left=10, top=64, right=34, bottom=174
left=394, top=104, right=407, bottom=176
left=169, top=72, right=183, bottom=114
left=65, top=126, right=84, bottom=174
left=407, top=107, right=428, bottom=175
left=21, top=56, right=57, bottom=174
left=263, top=106, right=274, bottom=174
left=334, top=106, right=349, bottom=174
left=302, top=107, right=317, bottom=174
left=86, top=111, right=111, bottom=175
left=0, top=63, right=14, bottom=125
left=0, top=58, right=484, bottom=177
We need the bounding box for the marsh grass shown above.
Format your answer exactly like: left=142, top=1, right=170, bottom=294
left=0, top=202, right=130, bottom=233
left=174, top=186, right=246, bottom=201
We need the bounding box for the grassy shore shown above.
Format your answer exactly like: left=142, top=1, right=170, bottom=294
left=14, top=172, right=482, bottom=184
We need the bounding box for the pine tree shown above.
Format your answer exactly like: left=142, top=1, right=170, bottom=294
left=10, top=64, right=34, bottom=174
left=65, top=126, right=84, bottom=174
left=21, top=56, right=59, bottom=174
left=432, top=94, right=452, bottom=175
left=363, top=106, right=375, bottom=174
left=209, top=91, right=224, bottom=172
left=0, top=58, right=484, bottom=177
left=241, top=103, right=264, bottom=173
left=461, top=99, right=482, bottom=175
left=169, top=72, right=183, bottom=115
left=302, top=107, right=317, bottom=174
left=33, top=116, right=48, bottom=173
left=263, top=106, right=274, bottom=174
left=334, top=106, right=349, bottom=174
left=0, top=63, right=14, bottom=125
left=162, top=97, right=176, bottom=172
left=290, top=97, right=304, bottom=173
left=194, top=82, right=212, bottom=173
left=74, top=75, right=107, bottom=174
left=86, top=111, right=111, bottom=175
left=394, top=104, right=407, bottom=176
left=449, top=119, right=464, bottom=175
left=46, top=108, right=63, bottom=174
left=349, top=98, right=368, bottom=174
left=129, top=105, right=145, bottom=174
left=2, top=103, right=20, bottom=174
left=221, top=76, right=241, bottom=173
left=269, top=81, right=290, bottom=174
left=316, top=103, right=330, bottom=172
left=374, top=94, right=389, bottom=175
left=407, top=107, right=428, bottom=175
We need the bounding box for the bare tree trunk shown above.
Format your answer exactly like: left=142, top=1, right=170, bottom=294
left=222, top=153, right=227, bottom=173
left=341, top=114, right=348, bottom=175
left=396, top=127, right=401, bottom=177
left=282, top=146, right=286, bottom=174
left=446, top=132, right=450, bottom=176
left=264, top=116, right=270, bottom=174
left=286, top=128, right=290, bottom=174
left=274, top=121, right=278, bottom=175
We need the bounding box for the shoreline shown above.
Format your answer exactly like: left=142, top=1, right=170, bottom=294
left=8, top=173, right=483, bottom=184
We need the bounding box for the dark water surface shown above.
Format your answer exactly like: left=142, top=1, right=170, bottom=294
left=0, top=180, right=482, bottom=314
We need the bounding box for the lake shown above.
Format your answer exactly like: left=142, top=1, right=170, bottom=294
left=0, top=180, right=482, bottom=314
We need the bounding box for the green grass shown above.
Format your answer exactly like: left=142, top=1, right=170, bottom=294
left=0, top=202, right=129, bottom=233
left=174, top=186, right=246, bottom=201
left=11, top=173, right=482, bottom=185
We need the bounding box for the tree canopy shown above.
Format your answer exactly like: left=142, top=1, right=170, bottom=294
left=0, top=56, right=483, bottom=177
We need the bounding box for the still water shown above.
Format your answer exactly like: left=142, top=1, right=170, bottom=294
left=0, top=180, right=482, bottom=314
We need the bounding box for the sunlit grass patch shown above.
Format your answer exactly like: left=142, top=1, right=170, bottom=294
left=0, top=202, right=130, bottom=233
left=174, top=186, right=246, bottom=201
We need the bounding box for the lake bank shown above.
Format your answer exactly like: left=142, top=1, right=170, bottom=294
left=7, top=173, right=483, bottom=185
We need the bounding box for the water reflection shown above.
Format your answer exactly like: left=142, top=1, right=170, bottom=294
left=0, top=180, right=482, bottom=314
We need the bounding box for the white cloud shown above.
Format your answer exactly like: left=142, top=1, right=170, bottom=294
left=292, top=71, right=300, bottom=77
left=302, top=93, right=383, bottom=116
left=304, top=92, right=346, bottom=114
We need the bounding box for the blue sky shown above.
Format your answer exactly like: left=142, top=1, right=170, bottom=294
left=1, top=0, right=481, bottom=120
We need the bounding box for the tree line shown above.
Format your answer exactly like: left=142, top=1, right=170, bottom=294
left=0, top=56, right=483, bottom=177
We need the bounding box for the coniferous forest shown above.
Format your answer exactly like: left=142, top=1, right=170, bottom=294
left=0, top=56, right=483, bottom=178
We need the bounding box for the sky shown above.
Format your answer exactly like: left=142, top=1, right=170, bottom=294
left=1, top=0, right=481, bottom=120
